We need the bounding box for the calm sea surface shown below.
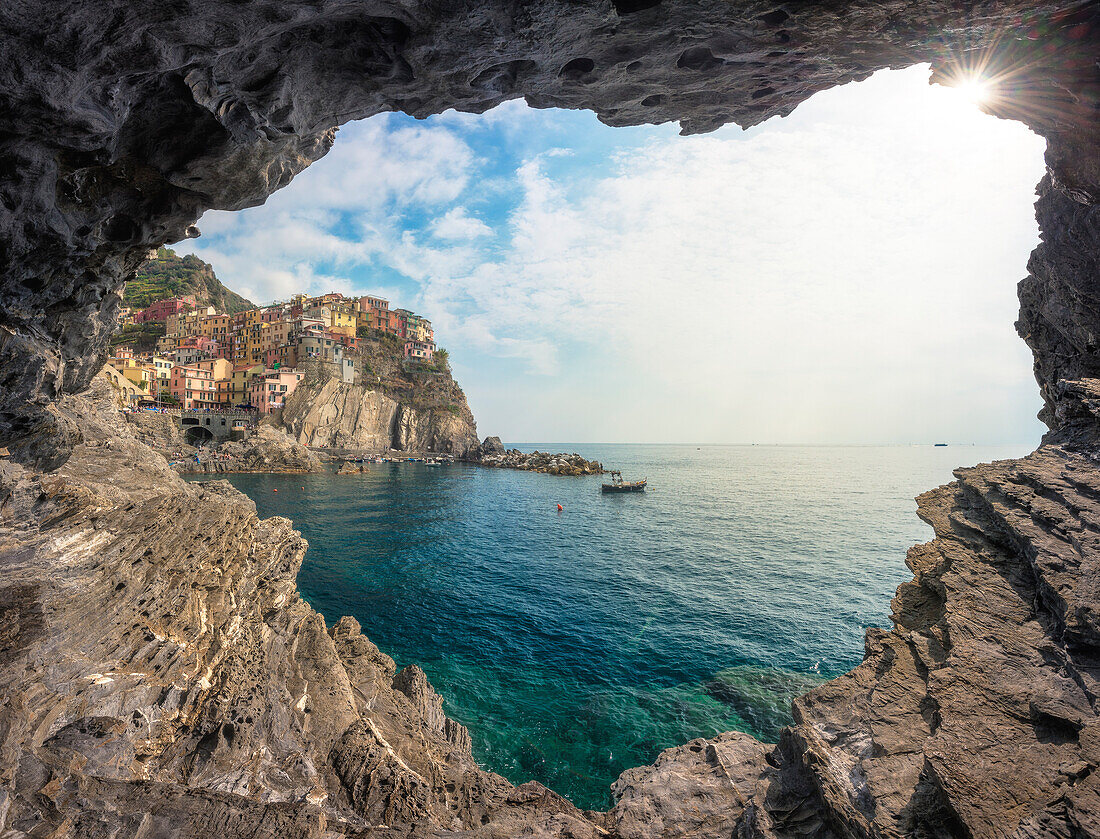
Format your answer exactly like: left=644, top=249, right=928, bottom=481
left=186, top=443, right=1031, bottom=809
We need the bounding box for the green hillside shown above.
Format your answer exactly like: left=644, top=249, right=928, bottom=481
left=125, top=247, right=254, bottom=314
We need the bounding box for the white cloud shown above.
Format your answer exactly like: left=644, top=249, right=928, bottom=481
left=416, top=68, right=1047, bottom=443
left=175, top=65, right=1048, bottom=444
left=430, top=208, right=493, bottom=241
left=176, top=119, right=480, bottom=303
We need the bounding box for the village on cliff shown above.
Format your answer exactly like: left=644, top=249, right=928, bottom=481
left=105, top=289, right=436, bottom=415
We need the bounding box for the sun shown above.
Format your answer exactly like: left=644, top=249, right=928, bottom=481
left=953, top=77, right=992, bottom=106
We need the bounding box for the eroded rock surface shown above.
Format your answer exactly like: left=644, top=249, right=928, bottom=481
left=174, top=424, right=324, bottom=474
left=0, top=384, right=601, bottom=838
left=279, top=375, right=479, bottom=457
left=124, top=408, right=324, bottom=473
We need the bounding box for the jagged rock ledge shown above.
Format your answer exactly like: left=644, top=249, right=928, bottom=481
left=172, top=426, right=323, bottom=475
left=465, top=436, right=605, bottom=476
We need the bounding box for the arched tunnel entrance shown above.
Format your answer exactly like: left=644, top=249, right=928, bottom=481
left=0, top=2, right=1098, bottom=837
left=184, top=426, right=214, bottom=446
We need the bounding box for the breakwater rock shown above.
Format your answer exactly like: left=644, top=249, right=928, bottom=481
left=468, top=442, right=604, bottom=476
left=336, top=460, right=370, bottom=475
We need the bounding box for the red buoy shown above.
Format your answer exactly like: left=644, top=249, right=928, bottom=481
left=557, top=504, right=563, bottom=512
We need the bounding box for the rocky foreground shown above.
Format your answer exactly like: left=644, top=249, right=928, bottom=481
left=467, top=437, right=604, bottom=476
left=3, top=378, right=1097, bottom=837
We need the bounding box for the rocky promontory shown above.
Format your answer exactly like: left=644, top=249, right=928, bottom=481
left=466, top=437, right=604, bottom=475
left=278, top=344, right=479, bottom=457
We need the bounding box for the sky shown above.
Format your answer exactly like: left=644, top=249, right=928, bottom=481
left=176, top=64, right=1048, bottom=446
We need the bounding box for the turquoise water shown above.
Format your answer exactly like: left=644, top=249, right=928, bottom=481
left=187, top=443, right=1031, bottom=809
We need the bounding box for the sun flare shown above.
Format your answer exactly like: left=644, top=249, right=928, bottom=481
left=953, top=77, right=992, bottom=106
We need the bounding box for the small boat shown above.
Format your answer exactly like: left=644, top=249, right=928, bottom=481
left=934, top=443, right=948, bottom=447
left=602, top=471, right=647, bottom=493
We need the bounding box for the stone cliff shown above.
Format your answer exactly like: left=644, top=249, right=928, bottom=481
left=1, top=1, right=1099, bottom=837
left=278, top=356, right=479, bottom=457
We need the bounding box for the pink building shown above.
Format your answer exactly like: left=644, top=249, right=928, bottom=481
left=404, top=339, right=434, bottom=362
left=249, top=368, right=305, bottom=415
left=169, top=364, right=218, bottom=410
left=135, top=296, right=196, bottom=324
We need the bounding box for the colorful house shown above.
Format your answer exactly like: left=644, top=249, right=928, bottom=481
left=249, top=368, right=305, bottom=415
left=169, top=364, right=218, bottom=410
left=404, top=339, right=434, bottom=362
left=134, top=296, right=197, bottom=324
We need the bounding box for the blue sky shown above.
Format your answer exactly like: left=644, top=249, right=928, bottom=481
left=177, top=65, right=1048, bottom=445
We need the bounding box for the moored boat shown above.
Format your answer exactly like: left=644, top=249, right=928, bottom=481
left=602, top=471, right=647, bottom=493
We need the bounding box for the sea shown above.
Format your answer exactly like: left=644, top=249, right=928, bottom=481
left=185, top=443, right=1032, bottom=810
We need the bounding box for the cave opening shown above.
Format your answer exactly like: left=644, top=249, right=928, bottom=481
left=169, top=64, right=1050, bottom=809
left=2, top=2, right=1098, bottom=834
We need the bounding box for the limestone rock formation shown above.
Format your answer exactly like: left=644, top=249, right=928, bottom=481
left=281, top=376, right=399, bottom=452
left=279, top=374, right=479, bottom=457
left=0, top=386, right=602, bottom=838
left=1, top=0, right=1100, bottom=837
left=124, top=408, right=323, bottom=473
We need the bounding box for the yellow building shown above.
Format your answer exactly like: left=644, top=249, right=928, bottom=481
left=121, top=364, right=156, bottom=391
left=229, top=363, right=265, bottom=405
left=196, top=357, right=232, bottom=383
left=102, top=364, right=143, bottom=405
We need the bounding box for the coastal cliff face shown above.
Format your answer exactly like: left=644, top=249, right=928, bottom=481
left=279, top=366, right=479, bottom=456
left=1, top=1, right=1099, bottom=837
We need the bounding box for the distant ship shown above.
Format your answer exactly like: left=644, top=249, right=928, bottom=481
left=934, top=443, right=948, bottom=447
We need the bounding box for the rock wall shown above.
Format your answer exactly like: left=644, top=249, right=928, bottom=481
left=124, top=407, right=324, bottom=473
left=279, top=373, right=479, bottom=456
left=175, top=424, right=324, bottom=474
